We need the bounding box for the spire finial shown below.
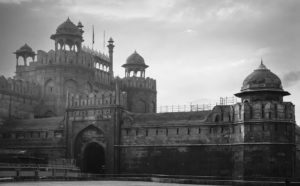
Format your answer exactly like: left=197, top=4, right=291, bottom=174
left=258, top=58, right=267, bottom=70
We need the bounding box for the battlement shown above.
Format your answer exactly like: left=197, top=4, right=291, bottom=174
left=236, top=101, right=295, bottom=122
left=15, top=49, right=113, bottom=86
left=0, top=76, right=41, bottom=99
left=81, top=46, right=110, bottom=62
left=67, top=90, right=127, bottom=109
left=16, top=48, right=110, bottom=71
left=120, top=77, right=156, bottom=91
left=36, top=50, right=96, bottom=69
left=207, top=101, right=295, bottom=124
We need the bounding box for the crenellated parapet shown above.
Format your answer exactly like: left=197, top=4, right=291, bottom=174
left=36, top=50, right=95, bottom=69
left=205, top=105, right=234, bottom=123
left=67, top=90, right=127, bottom=109
left=0, top=76, right=41, bottom=99
left=66, top=90, right=127, bottom=122
left=0, top=76, right=41, bottom=119
left=119, top=77, right=156, bottom=113
left=120, top=77, right=156, bottom=91
left=205, top=101, right=295, bottom=124
left=233, top=101, right=295, bottom=122
left=16, top=48, right=110, bottom=72
left=82, top=46, right=110, bottom=62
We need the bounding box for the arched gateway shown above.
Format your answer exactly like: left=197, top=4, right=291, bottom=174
left=74, top=125, right=106, bottom=173
left=82, top=142, right=105, bottom=173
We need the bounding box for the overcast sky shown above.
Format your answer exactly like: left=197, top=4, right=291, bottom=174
left=0, top=0, right=300, bottom=119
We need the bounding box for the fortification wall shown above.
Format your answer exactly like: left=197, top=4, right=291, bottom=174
left=0, top=76, right=41, bottom=119
left=296, top=126, right=300, bottom=177
left=120, top=145, right=234, bottom=176
left=0, top=117, right=65, bottom=162
left=0, top=76, right=40, bottom=98
left=119, top=108, right=238, bottom=176
left=119, top=101, right=296, bottom=178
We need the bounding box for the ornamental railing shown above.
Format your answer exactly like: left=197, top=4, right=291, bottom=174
left=157, top=104, right=215, bottom=113
left=157, top=96, right=239, bottom=113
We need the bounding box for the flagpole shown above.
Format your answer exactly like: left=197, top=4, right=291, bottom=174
left=103, top=30, right=106, bottom=53
left=92, top=25, right=95, bottom=50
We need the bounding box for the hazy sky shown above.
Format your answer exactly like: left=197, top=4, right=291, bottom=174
left=0, top=0, right=300, bottom=119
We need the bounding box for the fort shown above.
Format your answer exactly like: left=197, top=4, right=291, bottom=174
left=0, top=18, right=300, bottom=182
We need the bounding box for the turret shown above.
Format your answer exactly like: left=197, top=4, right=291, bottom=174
left=50, top=18, right=84, bottom=52
left=232, top=60, right=295, bottom=178
left=235, top=60, right=290, bottom=103
left=77, top=21, right=84, bottom=34
left=14, top=44, right=35, bottom=66
left=121, top=51, right=156, bottom=113
left=122, top=51, right=148, bottom=78
left=107, top=37, right=114, bottom=75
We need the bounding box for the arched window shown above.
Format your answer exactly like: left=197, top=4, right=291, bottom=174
left=64, top=79, right=78, bottom=95
left=83, top=82, right=92, bottom=95
left=44, top=79, right=55, bottom=95
left=133, top=100, right=147, bottom=113
left=261, top=104, right=265, bottom=118
left=215, top=115, right=220, bottom=122
left=102, top=94, right=105, bottom=104
left=274, top=104, right=278, bottom=118
left=109, top=94, right=113, bottom=104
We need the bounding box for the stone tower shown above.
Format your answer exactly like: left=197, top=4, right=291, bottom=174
left=120, top=51, right=157, bottom=113
left=233, top=61, right=296, bottom=178
left=11, top=18, right=114, bottom=117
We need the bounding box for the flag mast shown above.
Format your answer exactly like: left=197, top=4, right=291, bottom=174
left=103, top=30, right=106, bottom=53
left=92, top=25, right=95, bottom=50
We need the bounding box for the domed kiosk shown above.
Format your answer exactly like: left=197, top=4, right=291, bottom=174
left=14, top=43, right=36, bottom=66
left=122, top=51, right=149, bottom=77
left=235, top=60, right=290, bottom=102
left=50, top=18, right=84, bottom=51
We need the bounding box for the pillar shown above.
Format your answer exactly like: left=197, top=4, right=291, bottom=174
left=55, top=41, right=58, bottom=51
left=16, top=56, right=19, bottom=67
left=107, top=38, right=115, bottom=74
left=23, top=56, right=27, bottom=66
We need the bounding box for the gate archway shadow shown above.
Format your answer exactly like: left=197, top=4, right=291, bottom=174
left=82, top=142, right=105, bottom=174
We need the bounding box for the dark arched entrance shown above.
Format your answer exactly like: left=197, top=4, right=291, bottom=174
left=82, top=142, right=105, bottom=173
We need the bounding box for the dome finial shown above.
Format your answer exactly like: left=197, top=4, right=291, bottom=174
left=258, top=58, right=267, bottom=70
